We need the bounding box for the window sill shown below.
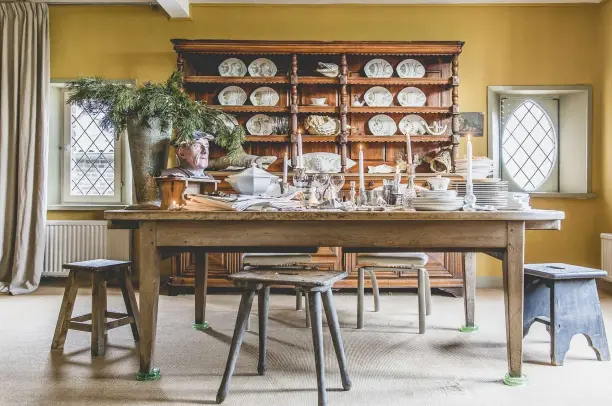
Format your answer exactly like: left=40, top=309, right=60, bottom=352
left=47, top=204, right=128, bottom=211
left=528, top=192, right=597, bottom=200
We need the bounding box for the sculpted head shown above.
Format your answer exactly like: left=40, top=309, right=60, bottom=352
left=176, top=132, right=214, bottom=170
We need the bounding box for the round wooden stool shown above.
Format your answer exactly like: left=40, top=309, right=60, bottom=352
left=51, top=259, right=140, bottom=357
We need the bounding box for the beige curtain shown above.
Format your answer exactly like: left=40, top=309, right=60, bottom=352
left=0, top=1, right=49, bottom=295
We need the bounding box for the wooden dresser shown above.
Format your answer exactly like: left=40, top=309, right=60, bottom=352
left=168, top=39, right=465, bottom=295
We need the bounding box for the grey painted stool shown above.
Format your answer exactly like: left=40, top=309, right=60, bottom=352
left=523, top=263, right=610, bottom=366
left=356, top=253, right=431, bottom=333
left=216, top=269, right=351, bottom=406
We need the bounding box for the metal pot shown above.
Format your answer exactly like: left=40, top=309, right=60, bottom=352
left=126, top=118, right=171, bottom=208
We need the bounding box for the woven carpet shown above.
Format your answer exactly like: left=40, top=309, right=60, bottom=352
left=1, top=285, right=611, bottom=405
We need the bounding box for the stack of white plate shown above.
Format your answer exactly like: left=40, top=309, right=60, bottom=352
left=455, top=157, right=494, bottom=179
left=503, top=192, right=531, bottom=211
left=413, top=189, right=464, bottom=211
left=452, top=180, right=509, bottom=208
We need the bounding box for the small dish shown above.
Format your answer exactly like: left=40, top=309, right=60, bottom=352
left=426, top=175, right=451, bottom=191
left=310, top=97, right=327, bottom=106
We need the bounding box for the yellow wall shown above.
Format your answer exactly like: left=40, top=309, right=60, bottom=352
left=48, top=4, right=605, bottom=276
left=601, top=2, right=612, bottom=239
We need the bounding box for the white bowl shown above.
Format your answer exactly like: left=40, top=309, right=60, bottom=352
left=426, top=175, right=451, bottom=190
left=310, top=97, right=327, bottom=106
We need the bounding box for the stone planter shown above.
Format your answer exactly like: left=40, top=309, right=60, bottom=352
left=126, top=118, right=170, bottom=208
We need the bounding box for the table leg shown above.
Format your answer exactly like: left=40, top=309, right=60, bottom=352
left=502, top=221, right=527, bottom=386
left=136, top=221, right=162, bottom=381
left=461, top=252, right=478, bottom=332
left=194, top=250, right=210, bottom=330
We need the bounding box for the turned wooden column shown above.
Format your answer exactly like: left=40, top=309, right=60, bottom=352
left=451, top=54, right=460, bottom=172
left=290, top=54, right=299, bottom=168
left=339, top=53, right=349, bottom=173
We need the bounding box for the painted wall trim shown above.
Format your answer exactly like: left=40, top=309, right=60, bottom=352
left=38, top=0, right=604, bottom=4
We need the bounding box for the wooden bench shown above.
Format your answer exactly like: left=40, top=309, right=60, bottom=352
left=51, top=260, right=140, bottom=357
left=216, top=269, right=351, bottom=406
left=523, top=263, right=610, bottom=365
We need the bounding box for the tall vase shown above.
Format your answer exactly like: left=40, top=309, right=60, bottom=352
left=126, top=118, right=171, bottom=209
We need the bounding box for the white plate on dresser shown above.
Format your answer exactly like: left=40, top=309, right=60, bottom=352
left=248, top=58, right=277, bottom=77
left=218, top=86, right=247, bottom=106
left=218, top=58, right=247, bottom=77
left=399, top=114, right=427, bottom=135
left=368, top=114, right=397, bottom=136
left=397, top=87, right=427, bottom=107
left=364, top=58, right=393, bottom=78
left=250, top=87, right=280, bottom=106
left=364, top=86, right=393, bottom=107
left=246, top=114, right=274, bottom=135
left=396, top=59, right=426, bottom=78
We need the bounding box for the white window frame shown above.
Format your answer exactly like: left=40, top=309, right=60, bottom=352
left=47, top=81, right=133, bottom=210
left=488, top=85, right=594, bottom=199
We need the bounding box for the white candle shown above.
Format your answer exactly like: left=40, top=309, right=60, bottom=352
left=466, top=134, right=473, bottom=186
left=405, top=134, right=413, bottom=165
left=359, top=145, right=365, bottom=191
left=297, top=131, right=303, bottom=169
left=283, top=152, right=288, bottom=183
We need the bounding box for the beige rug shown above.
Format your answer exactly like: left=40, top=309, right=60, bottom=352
left=1, top=284, right=611, bottom=405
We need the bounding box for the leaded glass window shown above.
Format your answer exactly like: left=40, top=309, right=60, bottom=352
left=500, top=97, right=559, bottom=192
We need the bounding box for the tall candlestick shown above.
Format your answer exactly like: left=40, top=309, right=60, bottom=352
left=466, top=134, right=473, bottom=186
left=283, top=152, right=288, bottom=184
left=358, top=145, right=365, bottom=191
left=405, top=134, right=413, bottom=165
left=297, top=131, right=303, bottom=169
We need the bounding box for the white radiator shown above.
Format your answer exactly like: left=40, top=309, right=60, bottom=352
left=600, top=233, right=612, bottom=283
left=44, top=220, right=131, bottom=277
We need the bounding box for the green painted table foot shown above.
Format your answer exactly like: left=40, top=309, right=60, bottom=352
left=136, top=368, right=161, bottom=381
left=192, top=322, right=210, bottom=331
left=460, top=325, right=479, bottom=333
left=503, top=373, right=527, bottom=387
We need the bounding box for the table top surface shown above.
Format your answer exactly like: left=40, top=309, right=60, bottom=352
left=104, top=209, right=565, bottom=222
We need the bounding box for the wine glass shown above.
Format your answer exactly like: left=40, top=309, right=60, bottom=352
left=312, top=173, right=330, bottom=200
left=330, top=175, right=345, bottom=201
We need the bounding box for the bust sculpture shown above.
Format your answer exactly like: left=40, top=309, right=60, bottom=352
left=161, top=132, right=215, bottom=179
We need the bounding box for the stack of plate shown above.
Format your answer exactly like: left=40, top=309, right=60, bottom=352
left=455, top=157, right=494, bottom=179
left=503, top=192, right=531, bottom=211
left=412, top=189, right=464, bottom=211
left=452, top=180, right=508, bottom=208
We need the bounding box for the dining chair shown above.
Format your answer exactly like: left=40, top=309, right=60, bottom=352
left=356, top=252, right=431, bottom=333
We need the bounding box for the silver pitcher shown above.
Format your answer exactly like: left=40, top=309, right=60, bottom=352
left=126, top=118, right=171, bottom=208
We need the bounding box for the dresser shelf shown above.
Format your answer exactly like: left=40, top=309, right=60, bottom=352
left=173, top=39, right=463, bottom=174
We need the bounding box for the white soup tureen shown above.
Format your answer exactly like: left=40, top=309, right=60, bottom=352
left=225, top=164, right=279, bottom=195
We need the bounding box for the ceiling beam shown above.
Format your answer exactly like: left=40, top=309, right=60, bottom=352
left=157, top=0, right=190, bottom=18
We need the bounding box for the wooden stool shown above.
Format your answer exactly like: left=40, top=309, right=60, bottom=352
left=217, top=269, right=351, bottom=406
left=51, top=259, right=140, bottom=356
left=523, top=263, right=610, bottom=365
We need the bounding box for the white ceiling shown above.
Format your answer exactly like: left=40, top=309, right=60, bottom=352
left=42, top=0, right=605, bottom=19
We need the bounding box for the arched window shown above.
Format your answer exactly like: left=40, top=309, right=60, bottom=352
left=501, top=100, right=557, bottom=191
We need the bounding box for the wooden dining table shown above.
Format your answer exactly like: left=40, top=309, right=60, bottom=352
left=105, top=209, right=564, bottom=386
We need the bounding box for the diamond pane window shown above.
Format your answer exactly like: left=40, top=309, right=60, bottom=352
left=69, top=103, right=116, bottom=196
left=501, top=100, right=557, bottom=191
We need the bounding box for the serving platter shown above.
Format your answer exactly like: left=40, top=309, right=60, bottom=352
left=399, top=114, right=427, bottom=135
left=397, top=87, right=427, bottom=107
left=368, top=114, right=397, bottom=136
left=219, top=58, right=247, bottom=77
left=250, top=86, right=280, bottom=106
left=246, top=114, right=274, bottom=135
left=364, top=86, right=394, bottom=107
left=364, top=58, right=393, bottom=78
left=248, top=58, right=278, bottom=77
left=396, top=59, right=426, bottom=78
left=218, top=86, right=247, bottom=106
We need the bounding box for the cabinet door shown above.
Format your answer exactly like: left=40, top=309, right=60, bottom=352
left=169, top=252, right=241, bottom=288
